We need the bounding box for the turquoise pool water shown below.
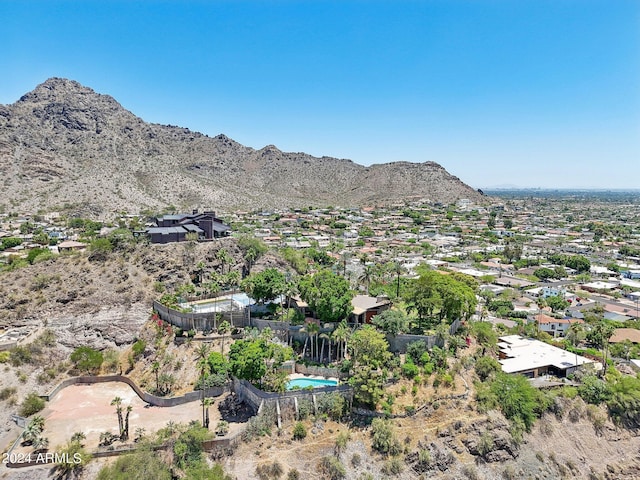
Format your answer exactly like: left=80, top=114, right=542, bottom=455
left=286, top=378, right=338, bottom=390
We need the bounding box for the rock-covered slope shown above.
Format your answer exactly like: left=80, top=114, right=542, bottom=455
left=0, top=78, right=485, bottom=214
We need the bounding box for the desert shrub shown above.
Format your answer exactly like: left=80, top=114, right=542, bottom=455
left=502, top=465, right=517, bottom=480
left=0, top=351, right=10, bottom=363
left=402, top=361, right=420, bottom=379
left=132, top=339, right=146, bottom=358
left=371, top=418, right=402, bottom=456
left=292, top=422, right=307, bottom=440
left=462, top=465, right=481, bottom=480
left=579, top=375, right=611, bottom=405
left=256, top=461, right=284, bottom=480
left=20, top=392, right=45, bottom=417
left=382, top=457, right=403, bottom=475
left=317, top=392, right=347, bottom=420
left=96, top=446, right=172, bottom=480
left=9, top=346, right=33, bottom=366
left=297, top=398, right=314, bottom=420
left=243, top=404, right=277, bottom=441
left=351, top=453, right=361, bottom=467
left=586, top=404, right=607, bottom=433
left=55, top=439, right=91, bottom=474
left=70, top=346, right=103, bottom=374
left=334, top=430, right=350, bottom=455
left=318, top=456, right=346, bottom=480
left=478, top=431, right=495, bottom=457
left=474, top=356, right=501, bottom=381
left=0, top=387, right=17, bottom=401
left=286, top=469, right=300, bottom=480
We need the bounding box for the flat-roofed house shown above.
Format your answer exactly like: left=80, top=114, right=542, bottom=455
left=498, top=334, right=594, bottom=378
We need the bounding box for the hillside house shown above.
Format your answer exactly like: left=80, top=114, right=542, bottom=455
left=350, top=295, right=392, bottom=324
left=533, top=313, right=584, bottom=337
left=498, top=335, right=594, bottom=378
left=142, top=210, right=230, bottom=244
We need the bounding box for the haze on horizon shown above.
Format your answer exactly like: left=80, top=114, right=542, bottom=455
left=2, top=1, right=638, bottom=191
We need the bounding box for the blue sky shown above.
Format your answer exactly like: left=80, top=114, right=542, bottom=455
left=1, top=0, right=639, bottom=189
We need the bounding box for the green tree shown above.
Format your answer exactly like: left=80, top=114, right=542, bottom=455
left=546, top=295, right=569, bottom=312
left=88, top=238, right=113, bottom=261
left=372, top=309, right=409, bottom=337
left=349, top=325, right=391, bottom=369
left=237, top=235, right=268, bottom=274
left=404, top=270, right=476, bottom=327
left=491, top=373, right=539, bottom=431
left=298, top=270, right=354, bottom=324
left=242, top=268, right=286, bottom=304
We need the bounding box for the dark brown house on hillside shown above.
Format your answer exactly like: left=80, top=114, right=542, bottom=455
left=143, top=210, right=230, bottom=244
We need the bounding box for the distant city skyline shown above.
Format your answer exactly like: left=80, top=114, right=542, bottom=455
left=2, top=1, right=638, bottom=190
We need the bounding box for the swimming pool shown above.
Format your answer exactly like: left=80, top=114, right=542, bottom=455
left=286, top=378, right=338, bottom=390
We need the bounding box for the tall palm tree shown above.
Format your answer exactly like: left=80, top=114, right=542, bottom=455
left=391, top=261, right=406, bottom=299
left=307, top=321, right=320, bottom=361
left=358, top=265, right=376, bottom=294
left=123, top=405, right=132, bottom=440
left=319, top=332, right=331, bottom=363
left=340, top=251, right=351, bottom=277
left=216, top=248, right=232, bottom=275
left=331, top=321, right=350, bottom=361
left=218, top=320, right=230, bottom=354
left=111, top=396, right=123, bottom=438
left=225, top=270, right=241, bottom=328
left=201, top=397, right=214, bottom=428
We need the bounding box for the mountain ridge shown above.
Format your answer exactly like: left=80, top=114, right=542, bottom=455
left=0, top=78, right=485, bottom=215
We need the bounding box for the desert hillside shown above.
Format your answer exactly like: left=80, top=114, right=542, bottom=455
left=0, top=78, right=485, bottom=215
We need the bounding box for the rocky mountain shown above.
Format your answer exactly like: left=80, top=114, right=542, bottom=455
left=0, top=78, right=485, bottom=214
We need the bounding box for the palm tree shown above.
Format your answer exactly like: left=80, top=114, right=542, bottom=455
left=195, top=343, right=211, bottom=365
left=340, top=251, right=351, bottom=277
left=319, top=332, right=331, bottom=363
left=123, top=405, right=132, bottom=440
left=111, top=397, right=123, bottom=438
left=32, top=435, right=49, bottom=453
left=216, top=248, right=232, bottom=275
left=332, top=321, right=350, bottom=361
left=151, top=361, right=160, bottom=393
left=307, top=321, right=320, bottom=361
left=358, top=265, right=376, bottom=294
left=244, top=248, right=258, bottom=275
left=194, top=261, right=206, bottom=285
left=201, top=397, right=214, bottom=428
left=391, top=261, right=406, bottom=299
left=218, top=320, right=230, bottom=354
left=226, top=270, right=241, bottom=328
left=23, top=421, right=43, bottom=445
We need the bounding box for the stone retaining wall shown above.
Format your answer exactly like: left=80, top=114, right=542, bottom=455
left=153, top=300, right=249, bottom=331
left=386, top=318, right=462, bottom=353
left=294, top=363, right=348, bottom=380
left=231, top=377, right=353, bottom=414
